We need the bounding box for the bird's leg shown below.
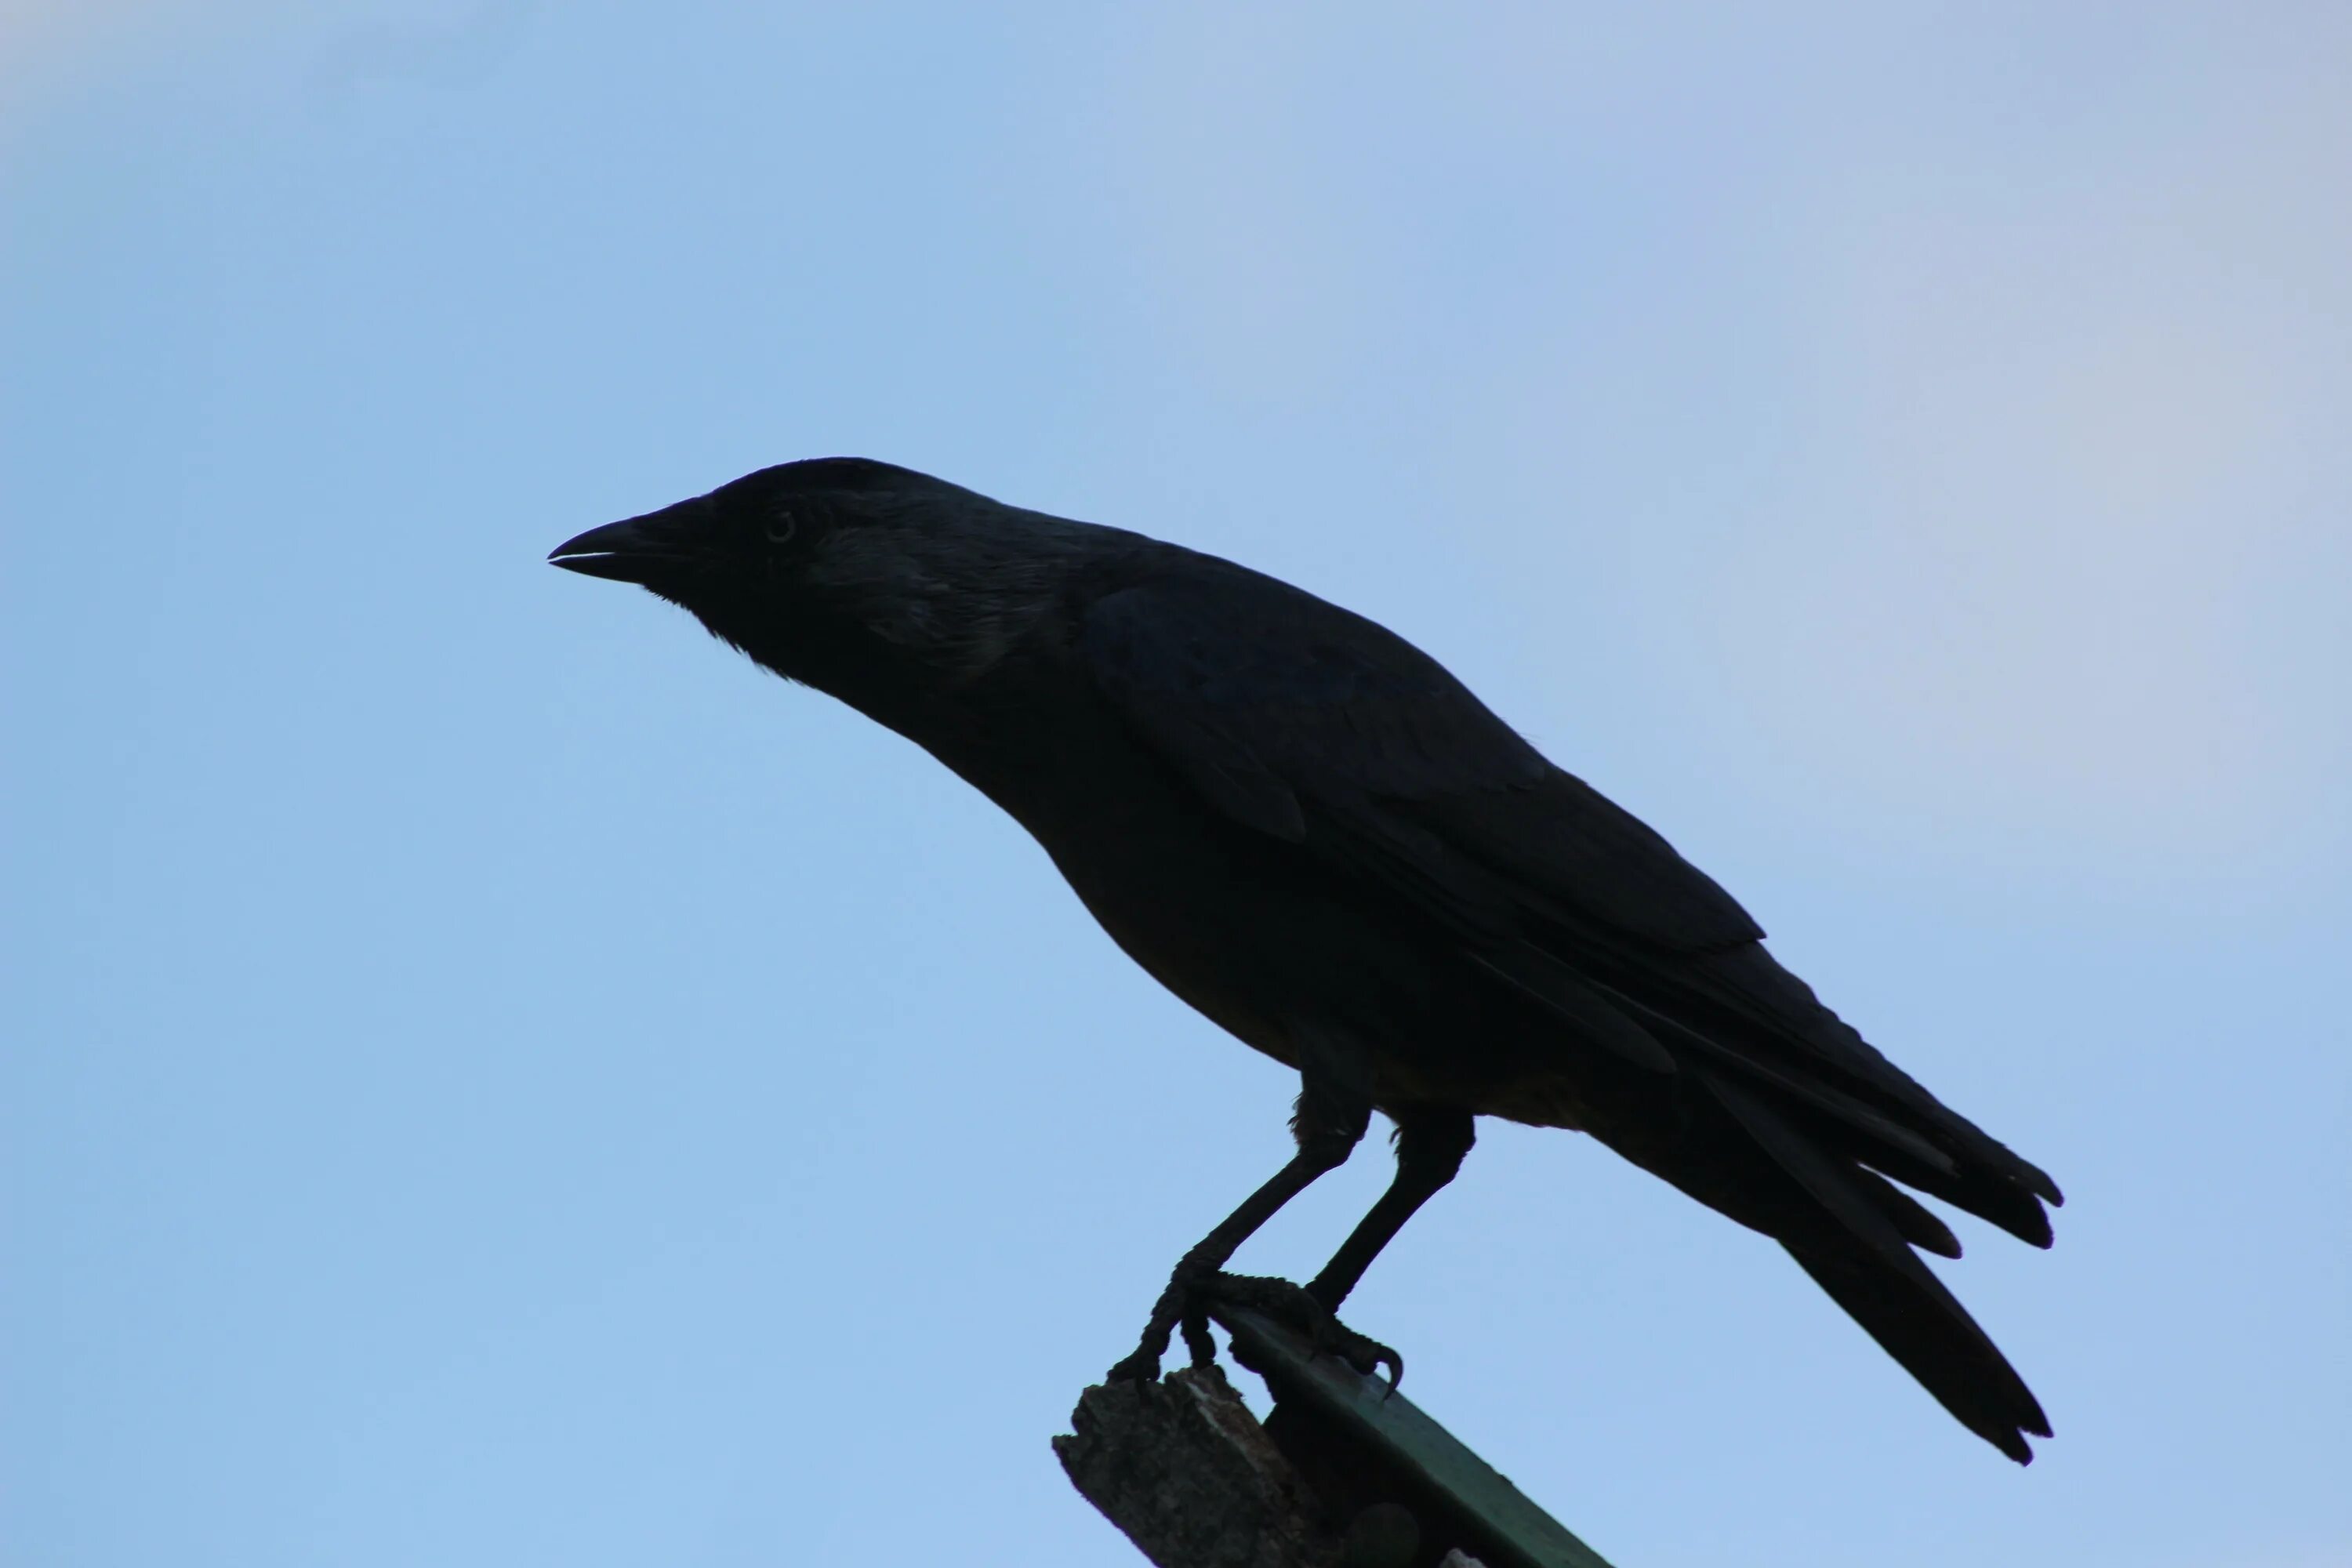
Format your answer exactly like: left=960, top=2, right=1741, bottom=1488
left=1305, top=1108, right=1476, bottom=1312
left=1105, top=1076, right=1372, bottom=1385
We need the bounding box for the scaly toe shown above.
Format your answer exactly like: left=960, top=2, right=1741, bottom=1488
left=1203, top=1272, right=1404, bottom=1392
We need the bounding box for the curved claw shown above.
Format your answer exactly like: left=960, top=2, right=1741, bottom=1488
left=1105, top=1308, right=1176, bottom=1384
left=1105, top=1258, right=1214, bottom=1384
left=1103, top=1345, right=1165, bottom=1385
left=1309, top=1312, right=1403, bottom=1394
left=1348, top=1335, right=1404, bottom=1395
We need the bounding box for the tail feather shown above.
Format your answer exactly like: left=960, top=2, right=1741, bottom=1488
left=1784, top=1243, right=2050, bottom=1463
left=1816, top=1119, right=2055, bottom=1249
left=1586, top=977, right=2061, bottom=1245
left=1850, top=1166, right=1963, bottom=1259
left=1703, top=1069, right=2051, bottom=1461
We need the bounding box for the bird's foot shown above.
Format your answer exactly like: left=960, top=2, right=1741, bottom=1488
left=1212, top=1272, right=1405, bottom=1391
left=1104, top=1263, right=1402, bottom=1390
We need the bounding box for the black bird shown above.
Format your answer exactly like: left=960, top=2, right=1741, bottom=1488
left=550, top=457, right=2060, bottom=1462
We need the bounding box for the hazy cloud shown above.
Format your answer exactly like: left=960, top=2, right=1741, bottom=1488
left=1693, top=64, right=2350, bottom=874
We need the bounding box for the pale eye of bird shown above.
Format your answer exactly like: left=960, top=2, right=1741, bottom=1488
left=765, top=512, right=797, bottom=545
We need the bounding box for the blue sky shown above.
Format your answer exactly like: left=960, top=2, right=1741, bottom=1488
left=5, top=4, right=2347, bottom=1565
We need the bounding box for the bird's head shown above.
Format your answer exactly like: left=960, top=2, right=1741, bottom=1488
left=550, top=457, right=1102, bottom=687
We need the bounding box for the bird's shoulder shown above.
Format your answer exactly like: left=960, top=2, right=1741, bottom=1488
left=1065, top=543, right=1536, bottom=786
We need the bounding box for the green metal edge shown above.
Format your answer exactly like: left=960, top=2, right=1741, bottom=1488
left=1210, top=1305, right=1617, bottom=1568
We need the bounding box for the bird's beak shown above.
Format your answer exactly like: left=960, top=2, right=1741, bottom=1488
left=548, top=499, right=717, bottom=585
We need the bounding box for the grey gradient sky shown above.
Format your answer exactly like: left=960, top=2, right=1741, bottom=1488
left=5, top=4, right=2347, bottom=1566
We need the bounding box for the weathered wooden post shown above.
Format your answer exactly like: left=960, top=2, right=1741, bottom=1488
left=1058, top=1306, right=1619, bottom=1568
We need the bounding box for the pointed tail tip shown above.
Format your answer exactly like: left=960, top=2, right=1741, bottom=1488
left=2029, top=1165, right=2064, bottom=1207
left=1990, top=1404, right=2054, bottom=1465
